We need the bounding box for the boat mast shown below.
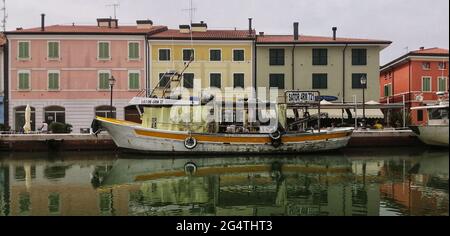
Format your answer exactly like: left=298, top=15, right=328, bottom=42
left=147, top=0, right=196, bottom=98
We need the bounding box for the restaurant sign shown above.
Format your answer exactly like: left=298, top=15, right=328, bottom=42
left=285, top=91, right=320, bottom=105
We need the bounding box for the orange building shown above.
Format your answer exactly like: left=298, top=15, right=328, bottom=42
left=379, top=47, right=449, bottom=124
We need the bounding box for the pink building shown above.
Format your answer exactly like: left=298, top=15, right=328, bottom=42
left=4, top=17, right=166, bottom=132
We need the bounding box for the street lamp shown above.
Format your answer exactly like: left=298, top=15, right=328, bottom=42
left=109, top=75, right=116, bottom=118
left=360, top=75, right=367, bottom=127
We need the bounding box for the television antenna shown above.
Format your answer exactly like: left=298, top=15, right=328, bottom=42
left=106, top=2, right=120, bottom=19
left=1, top=0, right=7, bottom=32
left=182, top=0, right=196, bottom=24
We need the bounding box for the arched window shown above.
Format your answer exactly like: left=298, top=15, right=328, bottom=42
left=95, top=106, right=116, bottom=118
left=124, top=105, right=141, bottom=123
left=14, top=106, right=36, bottom=131
left=44, top=106, right=65, bottom=124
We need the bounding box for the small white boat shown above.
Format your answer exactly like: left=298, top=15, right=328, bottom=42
left=410, top=92, right=449, bottom=147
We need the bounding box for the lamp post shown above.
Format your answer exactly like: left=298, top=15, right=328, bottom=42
left=360, top=75, right=367, bottom=127
left=109, top=75, right=116, bottom=118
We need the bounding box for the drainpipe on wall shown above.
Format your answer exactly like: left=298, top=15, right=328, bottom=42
left=292, top=22, right=299, bottom=90
left=392, top=69, right=395, bottom=103
left=3, top=41, right=9, bottom=127
left=408, top=60, right=412, bottom=108
left=342, top=44, right=348, bottom=103
left=292, top=44, right=296, bottom=90
left=253, top=37, right=257, bottom=97
left=145, top=39, right=150, bottom=97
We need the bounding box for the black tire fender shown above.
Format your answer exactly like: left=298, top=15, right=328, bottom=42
left=269, top=130, right=281, bottom=140
left=184, top=136, right=197, bottom=149
left=184, top=162, right=197, bottom=175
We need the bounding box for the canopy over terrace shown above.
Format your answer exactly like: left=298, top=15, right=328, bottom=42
left=286, top=101, right=405, bottom=127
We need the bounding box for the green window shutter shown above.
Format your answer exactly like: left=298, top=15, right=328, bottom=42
left=269, top=49, right=285, bottom=65
left=19, top=73, right=30, bottom=90
left=183, top=73, right=194, bottom=89
left=210, top=50, right=221, bottom=61
left=312, top=74, right=327, bottom=89
left=19, top=42, right=29, bottom=59
left=48, top=73, right=59, bottom=90
left=48, top=42, right=59, bottom=59
left=423, top=78, right=431, bottom=91
left=159, top=49, right=170, bottom=61
left=129, top=73, right=139, bottom=89
left=99, top=42, right=109, bottom=59
left=99, top=73, right=110, bottom=89
left=352, top=49, right=367, bottom=65
left=210, top=74, right=221, bottom=88
left=269, top=74, right=285, bottom=89
left=159, top=73, right=171, bottom=88
left=438, top=78, right=446, bottom=92
left=183, top=49, right=194, bottom=61
left=233, top=73, right=244, bottom=88
left=233, top=50, right=244, bottom=61
left=129, top=43, right=139, bottom=59
left=352, top=73, right=367, bottom=89
left=312, top=49, right=327, bottom=65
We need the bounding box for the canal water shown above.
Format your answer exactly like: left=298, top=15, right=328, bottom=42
left=0, top=147, right=448, bottom=216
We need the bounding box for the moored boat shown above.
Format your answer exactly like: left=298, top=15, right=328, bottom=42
left=91, top=47, right=353, bottom=154
left=410, top=92, right=449, bottom=147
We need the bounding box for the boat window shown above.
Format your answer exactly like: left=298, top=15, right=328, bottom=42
left=429, top=108, right=448, bottom=120
left=95, top=106, right=116, bottom=119
left=417, top=110, right=423, bottom=122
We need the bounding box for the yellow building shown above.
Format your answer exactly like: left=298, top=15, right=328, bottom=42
left=256, top=24, right=392, bottom=103
left=148, top=22, right=255, bottom=98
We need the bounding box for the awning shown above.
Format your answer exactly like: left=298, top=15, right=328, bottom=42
left=353, top=109, right=384, bottom=119
left=286, top=108, right=384, bottom=119
left=288, top=109, right=350, bottom=119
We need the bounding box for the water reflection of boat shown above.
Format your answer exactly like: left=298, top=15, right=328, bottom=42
left=98, top=155, right=354, bottom=187
left=1, top=149, right=447, bottom=216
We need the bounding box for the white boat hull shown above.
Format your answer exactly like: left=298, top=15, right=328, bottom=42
left=94, top=117, right=353, bottom=154
left=411, top=125, right=449, bottom=147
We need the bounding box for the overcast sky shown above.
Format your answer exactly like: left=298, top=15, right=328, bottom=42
left=3, top=0, right=449, bottom=64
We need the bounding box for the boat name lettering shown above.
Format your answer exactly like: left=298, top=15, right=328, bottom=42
left=141, top=99, right=165, bottom=104
left=286, top=91, right=319, bottom=104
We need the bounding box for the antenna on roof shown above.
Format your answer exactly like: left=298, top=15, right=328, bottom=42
left=182, top=0, right=196, bottom=25
left=106, top=1, right=120, bottom=19
left=1, top=0, right=8, bottom=32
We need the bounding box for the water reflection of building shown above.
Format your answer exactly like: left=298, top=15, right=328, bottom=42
left=379, top=157, right=449, bottom=216
left=0, top=150, right=448, bottom=216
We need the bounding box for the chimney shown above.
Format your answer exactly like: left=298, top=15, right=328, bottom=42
left=259, top=32, right=264, bottom=36
left=41, top=13, right=45, bottom=31
left=293, top=22, right=299, bottom=41
left=248, top=18, right=253, bottom=35
left=136, top=20, right=153, bottom=29
left=420, top=47, right=425, bottom=50
left=332, top=27, right=337, bottom=40
left=97, top=18, right=118, bottom=28
left=179, top=24, right=191, bottom=33
left=191, top=21, right=207, bottom=32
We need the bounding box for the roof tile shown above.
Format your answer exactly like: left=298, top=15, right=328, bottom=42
left=149, top=29, right=255, bottom=40
left=411, top=47, right=449, bottom=55
left=7, top=25, right=168, bottom=35
left=256, top=35, right=391, bottom=44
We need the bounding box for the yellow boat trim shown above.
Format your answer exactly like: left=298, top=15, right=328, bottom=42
left=134, top=129, right=349, bottom=144
left=134, top=165, right=351, bottom=182
left=96, top=116, right=140, bottom=126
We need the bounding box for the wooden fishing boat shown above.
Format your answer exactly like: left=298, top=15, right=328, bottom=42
left=91, top=46, right=353, bottom=154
